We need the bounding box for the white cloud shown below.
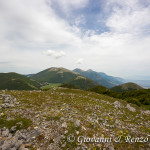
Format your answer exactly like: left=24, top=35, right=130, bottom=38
left=0, top=0, right=150, bottom=78
left=0, top=0, right=81, bottom=47
left=76, top=58, right=84, bottom=64
left=106, top=0, right=150, bottom=34
left=43, top=50, right=66, bottom=59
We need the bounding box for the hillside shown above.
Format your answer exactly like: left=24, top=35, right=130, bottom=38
left=68, top=76, right=97, bottom=90
left=126, top=79, right=150, bottom=89
left=110, top=82, right=144, bottom=93
left=98, top=72, right=126, bottom=84
left=0, top=73, right=41, bottom=90
left=88, top=85, right=150, bottom=107
left=73, top=68, right=124, bottom=88
left=0, top=88, right=149, bottom=149
left=32, top=67, right=97, bottom=90
left=88, top=85, right=109, bottom=94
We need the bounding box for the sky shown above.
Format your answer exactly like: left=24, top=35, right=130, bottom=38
left=0, top=0, right=150, bottom=78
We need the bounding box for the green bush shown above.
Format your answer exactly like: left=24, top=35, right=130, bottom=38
left=125, top=98, right=141, bottom=106
left=140, top=97, right=150, bottom=105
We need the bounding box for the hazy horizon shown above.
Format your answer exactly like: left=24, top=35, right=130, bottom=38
left=1, top=66, right=150, bottom=80
left=0, top=0, right=150, bottom=78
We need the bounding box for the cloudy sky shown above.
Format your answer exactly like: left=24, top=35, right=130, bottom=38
left=0, top=0, right=150, bottom=78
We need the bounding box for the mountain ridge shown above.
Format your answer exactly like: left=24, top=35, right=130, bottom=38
left=32, top=67, right=98, bottom=90
left=0, top=72, right=41, bottom=90
left=110, top=82, right=144, bottom=92
left=73, top=68, right=125, bottom=88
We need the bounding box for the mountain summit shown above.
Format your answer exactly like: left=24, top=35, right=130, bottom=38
left=32, top=67, right=97, bottom=90
left=110, top=82, right=144, bottom=92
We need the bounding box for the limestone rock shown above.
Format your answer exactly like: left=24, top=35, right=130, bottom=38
left=126, top=104, right=136, bottom=112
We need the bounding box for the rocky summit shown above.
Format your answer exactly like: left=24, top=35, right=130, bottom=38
left=0, top=88, right=150, bottom=150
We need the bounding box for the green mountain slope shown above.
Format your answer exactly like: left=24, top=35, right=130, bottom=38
left=32, top=67, right=97, bottom=90
left=98, top=72, right=126, bottom=84
left=88, top=85, right=150, bottom=107
left=32, top=67, right=78, bottom=83
left=110, top=82, right=144, bottom=92
left=73, top=68, right=124, bottom=88
left=88, top=85, right=109, bottom=93
left=68, top=76, right=97, bottom=90
left=0, top=72, right=41, bottom=90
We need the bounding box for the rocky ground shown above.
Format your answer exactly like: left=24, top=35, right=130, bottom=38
left=0, top=88, right=150, bottom=150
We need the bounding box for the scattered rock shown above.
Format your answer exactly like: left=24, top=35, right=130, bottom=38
left=62, top=122, right=67, bottom=128
left=10, top=126, right=17, bottom=133
left=76, top=131, right=79, bottom=135
left=14, top=140, right=24, bottom=149
left=2, top=129, right=9, bottom=137
left=126, top=104, right=136, bottom=112
left=0, top=127, right=40, bottom=150
left=74, top=119, right=80, bottom=127
left=0, top=94, right=19, bottom=109
left=142, top=110, right=150, bottom=115
left=64, top=130, right=68, bottom=134
left=19, top=148, right=29, bottom=150
left=0, top=90, right=149, bottom=150
left=61, top=142, right=66, bottom=148
left=109, top=145, right=115, bottom=150
left=114, top=101, right=123, bottom=108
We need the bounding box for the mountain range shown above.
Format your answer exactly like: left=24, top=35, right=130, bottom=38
left=0, top=67, right=146, bottom=92
left=73, top=68, right=125, bottom=88
left=31, top=67, right=98, bottom=90
left=0, top=67, right=150, bottom=107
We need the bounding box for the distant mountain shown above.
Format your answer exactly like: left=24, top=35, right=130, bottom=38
left=98, top=72, right=126, bottom=84
left=26, top=74, right=35, bottom=77
left=73, top=68, right=125, bottom=88
left=32, top=67, right=97, bottom=90
left=126, top=80, right=150, bottom=89
left=110, top=82, right=144, bottom=92
left=0, top=73, right=41, bottom=90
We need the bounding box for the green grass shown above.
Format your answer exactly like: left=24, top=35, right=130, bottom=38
left=1, top=88, right=150, bottom=150
left=41, top=83, right=62, bottom=90
left=0, top=116, right=32, bottom=131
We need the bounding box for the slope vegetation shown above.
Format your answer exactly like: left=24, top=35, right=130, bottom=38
left=88, top=84, right=150, bottom=107
left=73, top=68, right=124, bottom=88
left=111, top=82, right=143, bottom=92
left=0, top=88, right=149, bottom=149
left=32, top=67, right=97, bottom=90
left=0, top=72, right=41, bottom=90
